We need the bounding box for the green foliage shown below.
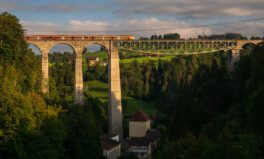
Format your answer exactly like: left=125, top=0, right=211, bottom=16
left=1, top=11, right=263, bottom=159
left=150, top=33, right=181, bottom=40
left=48, top=52, right=74, bottom=107
left=198, top=33, right=247, bottom=40
left=245, top=86, right=264, bottom=134
left=0, top=12, right=26, bottom=64
left=83, top=51, right=108, bottom=61
left=82, top=52, right=108, bottom=82
left=24, top=116, right=66, bottom=159
left=63, top=106, right=104, bottom=159
left=0, top=12, right=41, bottom=93
left=120, top=55, right=175, bottom=64
left=0, top=12, right=104, bottom=159
left=84, top=80, right=158, bottom=117
left=157, top=42, right=264, bottom=159
left=122, top=97, right=159, bottom=116
left=85, top=80, right=108, bottom=103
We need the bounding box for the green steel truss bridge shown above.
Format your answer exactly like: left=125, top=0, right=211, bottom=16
left=115, top=40, right=262, bottom=55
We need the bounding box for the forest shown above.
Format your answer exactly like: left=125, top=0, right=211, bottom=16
left=0, top=12, right=264, bottom=159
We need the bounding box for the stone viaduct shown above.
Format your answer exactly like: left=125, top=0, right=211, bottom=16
left=26, top=35, right=134, bottom=138
left=25, top=34, right=263, bottom=138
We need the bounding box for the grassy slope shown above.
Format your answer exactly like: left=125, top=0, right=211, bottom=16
left=48, top=51, right=164, bottom=116
left=82, top=51, right=167, bottom=116
left=49, top=51, right=175, bottom=65
left=83, top=51, right=108, bottom=60
left=82, top=51, right=175, bottom=64
left=85, top=80, right=159, bottom=116
left=122, top=97, right=159, bottom=116
left=120, top=55, right=175, bottom=64
left=85, top=80, right=108, bottom=103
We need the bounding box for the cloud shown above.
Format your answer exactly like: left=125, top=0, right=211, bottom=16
left=22, top=19, right=109, bottom=34
left=108, top=17, right=207, bottom=38
left=68, top=20, right=108, bottom=31
left=22, top=17, right=264, bottom=38
left=1, top=0, right=263, bottom=19
left=0, top=0, right=109, bottom=13
left=114, top=0, right=264, bottom=18
left=21, top=20, right=60, bottom=34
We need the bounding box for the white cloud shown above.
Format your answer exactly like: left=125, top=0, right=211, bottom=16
left=68, top=20, right=108, bottom=31
left=0, top=0, right=109, bottom=13
left=22, top=17, right=264, bottom=38
left=21, top=20, right=60, bottom=34
left=22, top=19, right=108, bottom=34
left=114, top=0, right=264, bottom=18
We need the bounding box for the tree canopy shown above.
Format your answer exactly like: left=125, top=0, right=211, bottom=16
left=0, top=12, right=104, bottom=159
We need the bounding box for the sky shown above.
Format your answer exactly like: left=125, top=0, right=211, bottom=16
left=1, top=0, right=264, bottom=39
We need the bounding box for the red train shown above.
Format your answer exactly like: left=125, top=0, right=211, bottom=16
left=25, top=35, right=135, bottom=41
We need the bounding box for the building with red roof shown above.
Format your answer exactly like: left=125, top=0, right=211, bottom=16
left=128, top=110, right=160, bottom=159
left=129, top=110, right=151, bottom=139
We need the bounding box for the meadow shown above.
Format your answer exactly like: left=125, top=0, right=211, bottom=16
left=85, top=80, right=159, bottom=116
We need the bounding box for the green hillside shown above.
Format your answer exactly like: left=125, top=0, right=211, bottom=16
left=85, top=80, right=159, bottom=116
left=82, top=51, right=175, bottom=64
left=83, top=51, right=108, bottom=60
left=85, top=80, right=108, bottom=102
left=120, top=55, right=176, bottom=64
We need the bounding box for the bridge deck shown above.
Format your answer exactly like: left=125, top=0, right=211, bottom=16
left=25, top=35, right=135, bottom=41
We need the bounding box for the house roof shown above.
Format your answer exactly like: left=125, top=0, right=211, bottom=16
left=101, top=138, right=120, bottom=151
left=129, top=129, right=160, bottom=147
left=129, top=137, right=151, bottom=147
left=130, top=110, right=150, bottom=122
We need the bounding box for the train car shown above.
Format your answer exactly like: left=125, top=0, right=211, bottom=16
left=25, top=35, right=135, bottom=41
left=127, top=35, right=135, bottom=40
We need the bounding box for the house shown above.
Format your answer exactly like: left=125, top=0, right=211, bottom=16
left=87, top=56, right=99, bottom=66
left=128, top=110, right=160, bottom=159
left=129, top=110, right=151, bottom=138
left=101, top=134, right=121, bottom=159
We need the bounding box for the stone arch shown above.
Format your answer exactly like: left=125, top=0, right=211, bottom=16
left=49, top=42, right=77, bottom=55
left=81, top=42, right=109, bottom=102
left=240, top=42, right=258, bottom=49
left=84, top=41, right=110, bottom=51
left=28, top=43, right=42, bottom=55
left=48, top=42, right=77, bottom=105
left=84, top=42, right=109, bottom=53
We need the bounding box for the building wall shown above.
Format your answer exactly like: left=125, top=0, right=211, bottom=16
left=129, top=121, right=150, bottom=138
left=129, top=145, right=151, bottom=159
left=103, top=145, right=121, bottom=159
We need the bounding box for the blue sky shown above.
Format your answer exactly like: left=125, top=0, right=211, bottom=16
left=1, top=0, right=264, bottom=38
